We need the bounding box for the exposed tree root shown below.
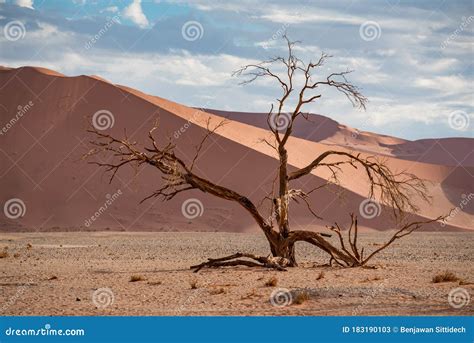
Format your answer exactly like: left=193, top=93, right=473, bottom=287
left=190, top=253, right=290, bottom=272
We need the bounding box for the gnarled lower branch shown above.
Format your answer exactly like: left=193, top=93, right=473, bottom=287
left=324, top=213, right=447, bottom=267
left=190, top=253, right=290, bottom=272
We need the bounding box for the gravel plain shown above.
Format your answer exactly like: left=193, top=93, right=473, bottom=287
left=0, top=231, right=472, bottom=316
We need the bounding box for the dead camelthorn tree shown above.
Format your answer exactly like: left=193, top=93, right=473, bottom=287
left=86, top=36, right=444, bottom=271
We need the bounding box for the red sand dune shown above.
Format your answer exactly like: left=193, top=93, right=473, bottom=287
left=206, top=109, right=474, bottom=167
left=0, top=66, right=472, bottom=232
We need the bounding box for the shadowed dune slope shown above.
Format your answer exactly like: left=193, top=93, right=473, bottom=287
left=0, top=66, right=472, bottom=232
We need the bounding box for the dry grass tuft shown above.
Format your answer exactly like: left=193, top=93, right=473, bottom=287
left=264, top=276, right=278, bottom=287
left=209, top=287, right=226, bottom=295
left=432, top=271, right=459, bottom=283
left=189, top=279, right=199, bottom=289
left=147, top=281, right=162, bottom=286
left=129, top=275, right=145, bottom=282
left=293, top=290, right=310, bottom=305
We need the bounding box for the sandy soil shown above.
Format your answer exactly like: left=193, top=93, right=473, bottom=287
left=0, top=231, right=472, bottom=316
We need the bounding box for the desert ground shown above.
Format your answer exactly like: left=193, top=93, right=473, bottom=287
left=0, top=231, right=472, bottom=316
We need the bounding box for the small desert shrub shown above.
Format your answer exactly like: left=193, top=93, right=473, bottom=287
left=189, top=279, right=199, bottom=289
left=26, top=243, right=32, bottom=249
left=0, top=250, right=9, bottom=258
left=129, top=275, right=145, bottom=282
left=293, top=290, right=310, bottom=305
left=264, top=276, right=278, bottom=287
left=432, top=271, right=459, bottom=283
left=316, top=271, right=325, bottom=280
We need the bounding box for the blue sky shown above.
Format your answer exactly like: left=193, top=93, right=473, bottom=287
left=0, top=0, right=472, bottom=139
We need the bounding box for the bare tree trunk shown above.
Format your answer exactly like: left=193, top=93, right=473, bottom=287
left=273, top=146, right=298, bottom=266
left=87, top=35, right=442, bottom=273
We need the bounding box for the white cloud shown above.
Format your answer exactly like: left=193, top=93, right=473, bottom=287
left=14, top=0, right=34, bottom=9
left=0, top=21, right=72, bottom=44
left=123, top=0, right=149, bottom=28
left=103, top=6, right=119, bottom=13
left=415, top=75, right=471, bottom=93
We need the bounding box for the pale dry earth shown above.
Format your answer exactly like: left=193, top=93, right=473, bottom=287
left=0, top=231, right=472, bottom=316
